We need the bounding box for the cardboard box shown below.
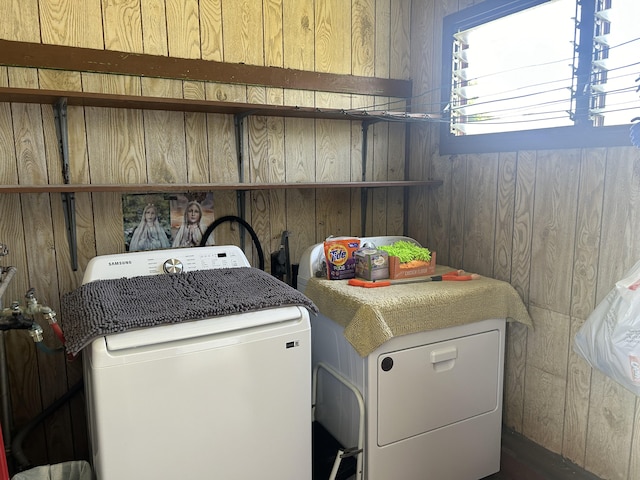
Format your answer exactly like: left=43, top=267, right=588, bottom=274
left=355, top=248, right=389, bottom=281
left=388, top=251, right=437, bottom=279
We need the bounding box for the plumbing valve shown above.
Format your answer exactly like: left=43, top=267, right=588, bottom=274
left=0, top=289, right=61, bottom=345
left=29, top=323, right=44, bottom=343
left=0, top=301, right=35, bottom=332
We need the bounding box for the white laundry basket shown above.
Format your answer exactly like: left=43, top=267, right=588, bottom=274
left=11, top=461, right=92, bottom=480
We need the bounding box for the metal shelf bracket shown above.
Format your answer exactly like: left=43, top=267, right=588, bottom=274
left=53, top=98, right=78, bottom=271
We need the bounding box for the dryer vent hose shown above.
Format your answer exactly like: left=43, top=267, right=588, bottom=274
left=199, top=216, right=265, bottom=271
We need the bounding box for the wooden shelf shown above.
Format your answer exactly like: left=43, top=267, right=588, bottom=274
left=0, top=86, right=436, bottom=122
left=0, top=84, right=442, bottom=266
left=0, top=85, right=441, bottom=195
left=0, top=180, right=442, bottom=194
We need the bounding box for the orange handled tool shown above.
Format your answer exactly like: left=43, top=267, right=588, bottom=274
left=348, top=270, right=479, bottom=288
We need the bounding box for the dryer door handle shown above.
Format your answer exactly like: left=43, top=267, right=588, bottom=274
left=430, top=346, right=458, bottom=364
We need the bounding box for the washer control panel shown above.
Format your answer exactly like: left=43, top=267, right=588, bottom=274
left=82, top=246, right=251, bottom=282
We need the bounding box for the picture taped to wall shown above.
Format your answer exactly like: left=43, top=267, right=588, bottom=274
left=123, top=194, right=173, bottom=252
left=170, top=192, right=216, bottom=248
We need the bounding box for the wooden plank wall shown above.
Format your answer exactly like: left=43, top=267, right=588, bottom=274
left=0, top=0, right=411, bottom=469
left=410, top=1, right=640, bottom=480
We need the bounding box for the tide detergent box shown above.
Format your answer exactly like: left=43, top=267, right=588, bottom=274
left=323, top=237, right=361, bottom=280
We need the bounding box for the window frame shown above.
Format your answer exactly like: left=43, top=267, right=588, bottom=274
left=439, top=0, right=634, bottom=155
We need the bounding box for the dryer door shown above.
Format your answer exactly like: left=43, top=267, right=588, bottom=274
left=376, top=329, right=501, bottom=446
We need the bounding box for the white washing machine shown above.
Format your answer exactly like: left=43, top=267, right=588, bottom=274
left=81, top=246, right=311, bottom=480
left=298, top=236, right=505, bottom=480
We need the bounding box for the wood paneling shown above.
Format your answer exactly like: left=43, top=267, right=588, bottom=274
left=630, top=400, right=640, bottom=480
left=166, top=0, right=200, bottom=59
left=371, top=101, right=390, bottom=235
left=522, top=365, right=566, bottom=454
left=199, top=0, right=223, bottom=61
left=375, top=0, right=390, bottom=78
left=315, top=91, right=352, bottom=239
left=511, top=150, right=535, bottom=305
left=141, top=0, right=168, bottom=56
left=0, top=0, right=40, bottom=43
left=315, top=0, right=351, bottom=74
left=0, top=4, right=417, bottom=470
left=85, top=107, right=146, bottom=183
left=9, top=4, right=640, bottom=480
left=183, top=81, right=210, bottom=183
left=562, top=316, right=591, bottom=467
left=408, top=1, right=639, bottom=478
left=494, top=152, right=516, bottom=282
left=39, top=0, right=103, bottom=49
left=352, top=0, right=375, bottom=77
left=142, top=78, right=188, bottom=184
left=504, top=321, right=528, bottom=432
left=585, top=372, right=636, bottom=480
left=283, top=0, right=314, bottom=71
left=462, top=153, right=498, bottom=276
left=264, top=0, right=284, bottom=67
left=386, top=120, right=405, bottom=235
left=102, top=0, right=143, bottom=53
left=598, top=147, right=640, bottom=299
left=408, top=0, right=456, bottom=251
left=525, top=306, right=570, bottom=378
left=222, top=0, right=264, bottom=65
left=389, top=0, right=410, bottom=79
left=283, top=82, right=316, bottom=259
left=571, top=149, right=606, bottom=318
left=529, top=150, right=581, bottom=314
left=500, top=151, right=528, bottom=433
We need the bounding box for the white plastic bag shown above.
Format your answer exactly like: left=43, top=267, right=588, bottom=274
left=574, top=259, right=640, bottom=396
left=11, top=461, right=92, bottom=480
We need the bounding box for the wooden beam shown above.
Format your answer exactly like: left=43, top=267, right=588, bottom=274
left=0, top=39, right=413, bottom=98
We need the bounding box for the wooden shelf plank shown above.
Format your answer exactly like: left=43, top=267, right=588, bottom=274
left=0, top=180, right=442, bottom=194
left=0, top=87, right=436, bottom=122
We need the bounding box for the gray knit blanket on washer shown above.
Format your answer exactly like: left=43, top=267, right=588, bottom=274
left=61, top=267, right=318, bottom=356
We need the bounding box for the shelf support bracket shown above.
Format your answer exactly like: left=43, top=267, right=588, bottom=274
left=53, top=98, right=78, bottom=271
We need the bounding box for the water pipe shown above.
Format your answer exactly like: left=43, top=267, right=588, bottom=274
left=0, top=334, right=9, bottom=474
left=0, top=281, right=70, bottom=473
left=0, top=268, right=16, bottom=303
left=11, top=379, right=84, bottom=472
left=0, top=263, right=17, bottom=468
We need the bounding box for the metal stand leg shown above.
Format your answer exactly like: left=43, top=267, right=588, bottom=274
left=312, top=362, right=365, bottom=480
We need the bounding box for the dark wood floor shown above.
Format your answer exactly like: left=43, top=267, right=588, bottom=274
left=485, top=428, right=602, bottom=480
left=313, top=422, right=603, bottom=480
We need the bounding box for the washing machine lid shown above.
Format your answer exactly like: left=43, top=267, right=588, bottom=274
left=103, top=306, right=305, bottom=351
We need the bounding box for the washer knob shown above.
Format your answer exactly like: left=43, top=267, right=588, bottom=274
left=163, top=258, right=184, bottom=274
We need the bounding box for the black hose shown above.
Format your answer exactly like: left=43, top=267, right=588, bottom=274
left=11, top=379, right=84, bottom=471
left=199, top=216, right=265, bottom=271
left=35, top=342, right=64, bottom=355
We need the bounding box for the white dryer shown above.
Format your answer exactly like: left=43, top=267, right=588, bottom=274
left=80, top=246, right=311, bottom=480
left=298, top=236, right=505, bottom=480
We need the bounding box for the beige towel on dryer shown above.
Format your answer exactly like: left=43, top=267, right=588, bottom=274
left=304, top=265, right=532, bottom=356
